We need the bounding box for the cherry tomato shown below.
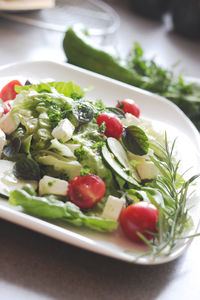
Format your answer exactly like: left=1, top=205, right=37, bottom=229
left=3, top=100, right=13, bottom=114
left=116, top=99, right=140, bottom=118
left=67, top=174, right=106, bottom=209
left=0, top=80, right=22, bottom=102
left=97, top=113, right=123, bottom=139
left=120, top=202, right=159, bottom=243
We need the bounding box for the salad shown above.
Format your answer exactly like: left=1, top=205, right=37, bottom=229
left=0, top=79, right=198, bottom=257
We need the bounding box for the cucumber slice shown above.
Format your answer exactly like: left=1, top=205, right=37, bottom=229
left=102, top=145, right=140, bottom=187
left=106, top=137, right=140, bottom=182
left=106, top=137, right=130, bottom=169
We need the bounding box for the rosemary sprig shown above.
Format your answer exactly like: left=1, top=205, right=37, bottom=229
left=138, top=133, right=199, bottom=257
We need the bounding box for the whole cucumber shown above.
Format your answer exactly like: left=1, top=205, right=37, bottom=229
left=63, top=25, right=149, bottom=88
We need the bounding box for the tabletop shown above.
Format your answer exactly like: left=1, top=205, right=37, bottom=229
left=0, top=1, right=200, bottom=300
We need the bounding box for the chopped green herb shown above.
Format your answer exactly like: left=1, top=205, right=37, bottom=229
left=74, top=147, right=88, bottom=161
left=48, top=180, right=56, bottom=186
left=91, top=141, right=105, bottom=150
left=99, top=122, right=106, bottom=134
left=80, top=168, right=91, bottom=176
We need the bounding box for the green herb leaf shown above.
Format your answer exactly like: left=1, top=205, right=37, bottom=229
left=73, top=102, right=94, bottom=124
left=106, top=107, right=125, bottom=118
left=3, top=138, right=21, bottom=158
left=14, top=158, right=41, bottom=181
left=99, top=122, right=106, bottom=134
left=48, top=180, right=56, bottom=186
left=80, top=168, right=91, bottom=176
left=122, top=125, right=149, bottom=155
left=136, top=134, right=200, bottom=257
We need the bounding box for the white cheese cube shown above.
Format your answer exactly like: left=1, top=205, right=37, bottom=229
left=52, top=118, right=75, bottom=142
left=136, top=161, right=159, bottom=180
left=39, top=175, right=69, bottom=196
left=101, top=195, right=125, bottom=221
left=141, top=148, right=154, bottom=160
left=0, top=112, right=20, bottom=134
left=0, top=128, right=6, bottom=157
left=122, top=113, right=140, bottom=127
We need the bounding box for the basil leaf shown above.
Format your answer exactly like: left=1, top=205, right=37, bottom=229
left=106, top=107, right=125, bottom=118
left=122, top=125, right=149, bottom=155
left=73, top=103, right=94, bottom=124
left=3, top=138, right=21, bottom=158
left=25, top=80, right=31, bottom=85
left=14, top=158, right=41, bottom=181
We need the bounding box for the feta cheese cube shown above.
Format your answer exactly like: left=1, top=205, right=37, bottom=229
left=0, top=128, right=6, bottom=157
left=0, top=112, right=20, bottom=134
left=122, top=113, right=140, bottom=127
left=141, top=148, right=154, bottom=160
left=136, top=161, right=159, bottom=180
left=52, top=118, right=75, bottom=142
left=101, top=195, right=125, bottom=221
left=39, top=175, right=69, bottom=196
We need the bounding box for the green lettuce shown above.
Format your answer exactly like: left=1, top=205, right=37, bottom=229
left=10, top=89, right=76, bottom=152
left=35, top=150, right=81, bottom=180
left=49, top=139, right=75, bottom=158
left=8, top=187, right=118, bottom=232
left=12, top=90, right=73, bottom=114
left=15, top=81, right=85, bottom=100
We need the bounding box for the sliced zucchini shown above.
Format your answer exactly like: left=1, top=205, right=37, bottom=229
left=102, top=145, right=140, bottom=187
left=106, top=137, right=140, bottom=182
left=106, top=137, right=131, bottom=169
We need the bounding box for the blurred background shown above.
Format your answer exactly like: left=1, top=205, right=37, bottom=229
left=0, top=0, right=200, bottom=77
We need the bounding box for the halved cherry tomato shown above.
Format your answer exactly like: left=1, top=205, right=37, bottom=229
left=97, top=113, right=123, bottom=139
left=0, top=80, right=22, bottom=102
left=67, top=174, right=106, bottom=209
left=3, top=100, right=13, bottom=114
left=116, top=99, right=140, bottom=118
left=120, top=202, right=158, bottom=243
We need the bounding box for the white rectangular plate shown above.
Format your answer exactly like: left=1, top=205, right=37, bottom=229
left=0, top=60, right=200, bottom=265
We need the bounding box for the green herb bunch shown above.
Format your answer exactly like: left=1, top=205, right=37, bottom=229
left=137, top=134, right=199, bottom=257
left=127, top=43, right=200, bottom=130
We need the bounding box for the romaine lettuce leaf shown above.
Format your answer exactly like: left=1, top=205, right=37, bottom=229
left=35, top=151, right=81, bottom=180
left=9, top=188, right=118, bottom=232
left=49, top=139, right=75, bottom=158
left=12, top=90, right=73, bottom=112
left=15, top=81, right=85, bottom=100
